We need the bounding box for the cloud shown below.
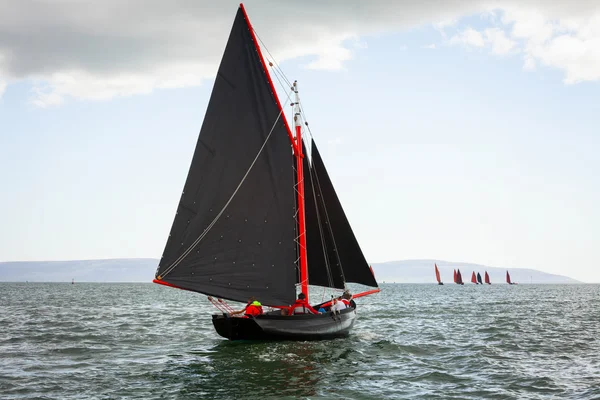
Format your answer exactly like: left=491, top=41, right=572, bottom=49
left=450, top=27, right=486, bottom=48
left=0, top=0, right=598, bottom=105
left=449, top=27, right=516, bottom=55
left=0, top=0, right=484, bottom=105
left=422, top=43, right=437, bottom=49
left=445, top=3, right=600, bottom=83
left=484, top=28, right=517, bottom=55
left=502, top=6, right=600, bottom=83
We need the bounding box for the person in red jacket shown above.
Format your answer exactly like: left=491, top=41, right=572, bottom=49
left=230, top=297, right=263, bottom=318
left=288, top=293, right=319, bottom=315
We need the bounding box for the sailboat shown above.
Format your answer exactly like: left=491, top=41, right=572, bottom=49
left=484, top=271, right=491, bottom=284
left=434, top=264, right=443, bottom=285
left=476, top=272, right=483, bottom=285
left=152, top=4, right=380, bottom=341
left=453, top=269, right=457, bottom=284
left=471, top=271, right=478, bottom=284
left=456, top=269, right=464, bottom=285
left=506, top=271, right=517, bottom=285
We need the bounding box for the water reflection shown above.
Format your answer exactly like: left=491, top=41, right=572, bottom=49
left=175, top=340, right=327, bottom=399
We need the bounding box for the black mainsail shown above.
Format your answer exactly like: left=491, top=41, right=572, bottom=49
left=155, top=8, right=297, bottom=306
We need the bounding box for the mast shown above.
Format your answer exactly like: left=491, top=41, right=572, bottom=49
left=240, top=3, right=306, bottom=302
left=293, top=81, right=309, bottom=300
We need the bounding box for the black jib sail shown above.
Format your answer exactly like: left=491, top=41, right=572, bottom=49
left=304, top=143, right=345, bottom=289
left=477, top=272, right=483, bottom=284
left=155, top=9, right=297, bottom=306
left=308, top=140, right=378, bottom=288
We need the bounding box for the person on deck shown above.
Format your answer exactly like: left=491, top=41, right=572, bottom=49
left=342, top=290, right=355, bottom=308
left=332, top=296, right=347, bottom=312
left=288, top=293, right=319, bottom=315
left=230, top=297, right=263, bottom=318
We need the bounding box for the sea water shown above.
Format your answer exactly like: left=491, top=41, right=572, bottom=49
left=1, top=283, right=599, bottom=399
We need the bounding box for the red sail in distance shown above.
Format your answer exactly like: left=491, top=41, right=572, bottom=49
left=456, top=269, right=464, bottom=285
left=453, top=269, right=457, bottom=283
left=484, top=271, right=491, bottom=284
left=471, top=271, right=478, bottom=284
left=506, top=271, right=512, bottom=284
left=435, top=264, right=442, bottom=284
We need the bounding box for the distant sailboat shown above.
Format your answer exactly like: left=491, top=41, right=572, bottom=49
left=506, top=271, right=517, bottom=285
left=71, top=278, right=74, bottom=285
left=456, top=269, right=464, bottom=285
left=477, top=272, right=483, bottom=285
left=435, top=264, right=443, bottom=285
left=484, top=271, right=491, bottom=284
left=453, top=269, right=457, bottom=284
left=471, top=271, right=478, bottom=284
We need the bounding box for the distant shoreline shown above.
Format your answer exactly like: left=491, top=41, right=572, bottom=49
left=0, top=258, right=582, bottom=283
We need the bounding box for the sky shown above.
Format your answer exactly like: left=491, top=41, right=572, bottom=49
left=1, top=0, right=599, bottom=282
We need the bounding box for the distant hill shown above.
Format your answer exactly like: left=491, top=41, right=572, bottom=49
left=0, top=258, right=579, bottom=284
left=0, top=258, right=157, bottom=282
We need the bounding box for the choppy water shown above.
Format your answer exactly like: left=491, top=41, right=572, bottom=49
left=1, top=283, right=599, bottom=399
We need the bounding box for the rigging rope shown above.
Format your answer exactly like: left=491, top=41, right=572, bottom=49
left=253, top=29, right=293, bottom=88
left=159, top=89, right=295, bottom=280
left=307, top=153, right=337, bottom=289
left=252, top=28, right=346, bottom=292
left=310, top=158, right=348, bottom=288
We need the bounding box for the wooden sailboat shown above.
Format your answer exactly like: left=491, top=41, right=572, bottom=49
left=471, top=271, right=478, bottom=284
left=506, top=271, right=517, bottom=285
left=435, top=264, right=443, bottom=285
left=456, top=269, right=464, bottom=285
left=476, top=272, right=483, bottom=285
left=153, top=4, right=379, bottom=341
left=484, top=271, right=491, bottom=284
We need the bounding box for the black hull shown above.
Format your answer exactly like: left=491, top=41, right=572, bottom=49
left=212, top=307, right=357, bottom=341
left=438, top=282, right=444, bottom=285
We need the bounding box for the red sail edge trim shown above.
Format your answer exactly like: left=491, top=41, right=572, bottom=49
left=153, top=278, right=193, bottom=292
left=239, top=3, right=298, bottom=155
left=318, top=288, right=381, bottom=309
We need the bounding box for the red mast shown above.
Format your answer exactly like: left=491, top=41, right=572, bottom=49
left=293, top=81, right=309, bottom=300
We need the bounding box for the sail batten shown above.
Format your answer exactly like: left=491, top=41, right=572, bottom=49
left=155, top=8, right=297, bottom=306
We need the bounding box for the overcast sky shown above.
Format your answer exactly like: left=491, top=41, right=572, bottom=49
left=1, top=1, right=599, bottom=282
